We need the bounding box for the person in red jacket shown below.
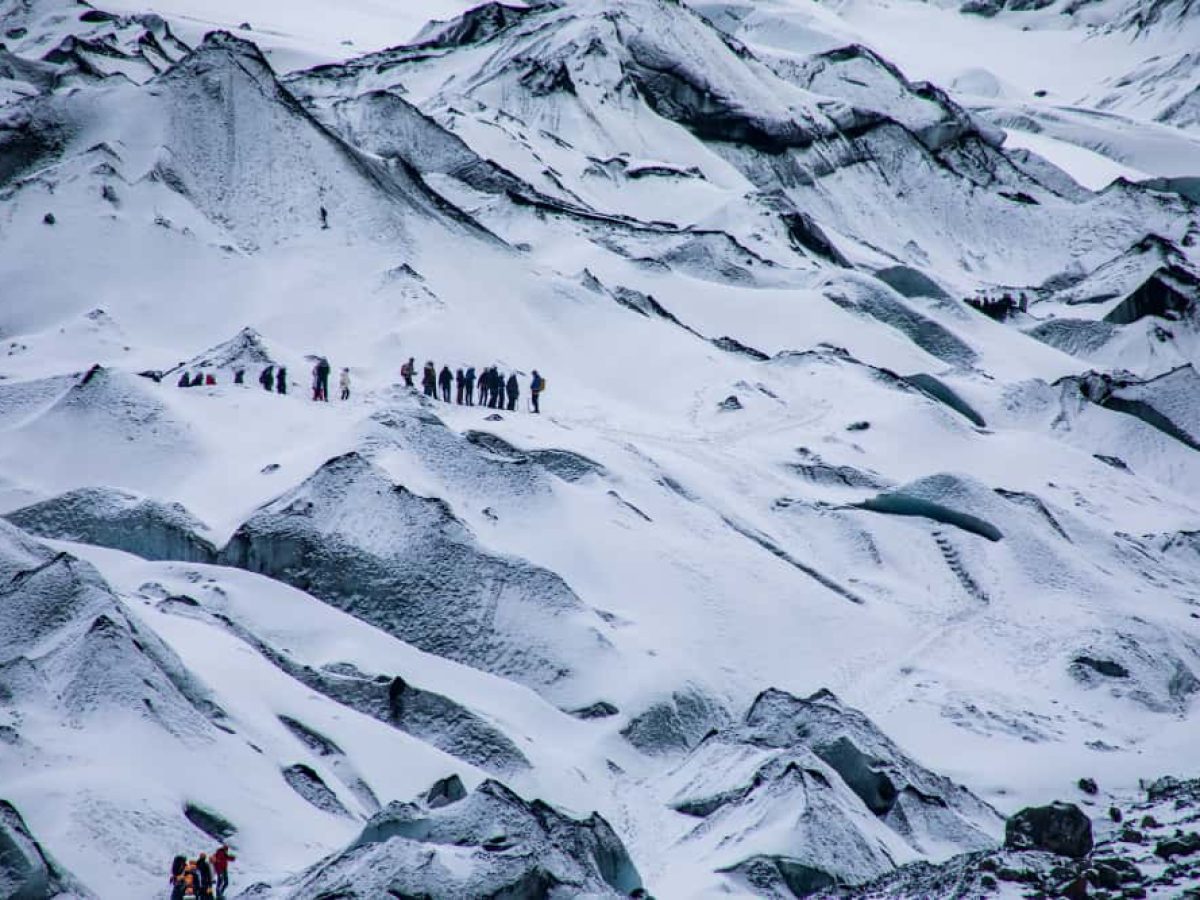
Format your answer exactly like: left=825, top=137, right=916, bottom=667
left=211, top=844, right=236, bottom=898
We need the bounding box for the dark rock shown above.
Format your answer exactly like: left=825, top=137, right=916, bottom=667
left=42, top=212, right=55, bottom=225
left=1079, top=778, right=1099, bottom=795
left=423, top=774, right=467, bottom=809
left=719, top=855, right=838, bottom=897
left=1120, top=827, right=1145, bottom=844
left=569, top=701, right=620, bottom=720
left=183, top=803, right=236, bottom=842
left=1094, top=454, right=1130, bottom=471
left=873, top=265, right=950, bottom=300
left=1155, top=832, right=1200, bottom=860
left=282, top=764, right=351, bottom=818
left=1073, top=657, right=1130, bottom=679
left=621, top=687, right=729, bottom=755
left=1005, top=802, right=1093, bottom=858
left=1109, top=807, right=1123, bottom=822
left=711, top=336, right=770, bottom=360
left=718, top=395, right=743, bottom=411
left=846, top=421, right=870, bottom=431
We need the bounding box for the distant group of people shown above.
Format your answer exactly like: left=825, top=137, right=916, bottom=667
left=174, top=356, right=546, bottom=413
left=966, top=292, right=1029, bottom=322
left=400, top=358, right=546, bottom=413
left=169, top=845, right=234, bottom=899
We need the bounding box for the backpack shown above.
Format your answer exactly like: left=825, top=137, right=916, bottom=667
left=535, top=376, right=546, bottom=392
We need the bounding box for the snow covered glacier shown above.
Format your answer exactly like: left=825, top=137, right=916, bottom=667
left=1, top=0, right=1199, bottom=896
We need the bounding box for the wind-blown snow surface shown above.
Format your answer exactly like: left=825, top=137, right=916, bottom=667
left=1, top=0, right=1200, bottom=896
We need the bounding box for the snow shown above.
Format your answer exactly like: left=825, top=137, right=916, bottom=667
left=1, top=0, right=1199, bottom=896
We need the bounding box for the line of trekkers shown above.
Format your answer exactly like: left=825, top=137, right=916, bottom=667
left=400, top=358, right=546, bottom=413
left=177, top=357, right=546, bottom=414
left=168, top=845, right=234, bottom=899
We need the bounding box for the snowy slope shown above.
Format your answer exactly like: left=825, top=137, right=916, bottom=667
left=1, top=0, right=1200, bottom=897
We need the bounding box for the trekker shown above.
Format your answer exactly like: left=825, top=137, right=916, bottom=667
left=212, top=844, right=236, bottom=899
left=491, top=370, right=504, bottom=409
left=401, top=357, right=415, bottom=388
left=455, top=368, right=465, bottom=405
left=339, top=367, right=351, bottom=401
left=505, top=373, right=519, bottom=411
left=438, top=365, right=453, bottom=403
left=233, top=368, right=245, bottom=385
left=422, top=361, right=437, bottom=398
left=189, top=372, right=204, bottom=387
left=183, top=860, right=199, bottom=899
left=477, top=367, right=489, bottom=406
left=177, top=372, right=190, bottom=388
left=196, top=853, right=214, bottom=899
left=204, top=373, right=216, bottom=386
left=275, top=366, right=287, bottom=394
left=464, top=367, right=476, bottom=406
left=259, top=366, right=273, bottom=391
left=169, top=855, right=187, bottom=900
left=316, top=357, right=331, bottom=402
left=530, top=369, right=544, bottom=414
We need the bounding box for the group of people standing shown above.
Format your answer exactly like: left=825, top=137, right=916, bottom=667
left=177, top=357, right=545, bottom=413
left=400, top=358, right=545, bottom=413
left=253, top=360, right=350, bottom=400
left=169, top=845, right=235, bottom=899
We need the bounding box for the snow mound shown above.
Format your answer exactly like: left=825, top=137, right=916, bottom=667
left=264, top=778, right=643, bottom=899
left=666, top=688, right=1002, bottom=892
left=218, top=451, right=614, bottom=698
left=5, top=486, right=216, bottom=562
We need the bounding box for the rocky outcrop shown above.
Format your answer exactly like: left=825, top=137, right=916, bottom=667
left=0, top=799, right=94, bottom=899
left=275, top=778, right=643, bottom=898
left=217, top=452, right=613, bottom=695
left=5, top=487, right=216, bottom=563
left=1005, top=802, right=1094, bottom=857
left=0, top=520, right=228, bottom=735
left=666, top=688, right=1002, bottom=894
left=621, top=686, right=730, bottom=755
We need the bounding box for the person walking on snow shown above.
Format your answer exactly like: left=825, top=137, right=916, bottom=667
left=339, top=367, right=351, bottom=401
left=275, top=366, right=287, bottom=394
left=259, top=366, right=273, bottom=391
left=530, top=370, right=544, bottom=414
left=422, top=361, right=437, bottom=398
left=401, top=357, right=415, bottom=389
left=477, top=366, right=490, bottom=407
left=212, top=844, right=236, bottom=899
left=169, top=855, right=187, bottom=900
left=313, top=357, right=331, bottom=402
left=505, top=372, right=519, bottom=411
left=196, top=852, right=215, bottom=899
left=464, top=366, right=476, bottom=406
left=438, top=365, right=453, bottom=403
left=455, top=368, right=465, bottom=405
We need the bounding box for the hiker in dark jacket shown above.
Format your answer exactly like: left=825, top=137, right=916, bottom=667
left=455, top=368, right=465, bottom=405
left=259, top=366, right=274, bottom=391
left=439, top=365, right=453, bottom=403
left=530, top=370, right=544, bottom=414
left=492, top=370, right=505, bottom=409
left=196, top=852, right=214, bottom=899
left=422, top=361, right=437, bottom=398
left=401, top=357, right=415, bottom=388
left=190, top=372, right=205, bottom=387
left=506, top=373, right=519, bottom=411
left=234, top=368, right=245, bottom=385
left=170, top=855, right=187, bottom=900
left=177, top=372, right=190, bottom=388
left=276, top=366, right=287, bottom=394
left=313, top=357, right=331, bottom=401
left=464, top=367, right=476, bottom=406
